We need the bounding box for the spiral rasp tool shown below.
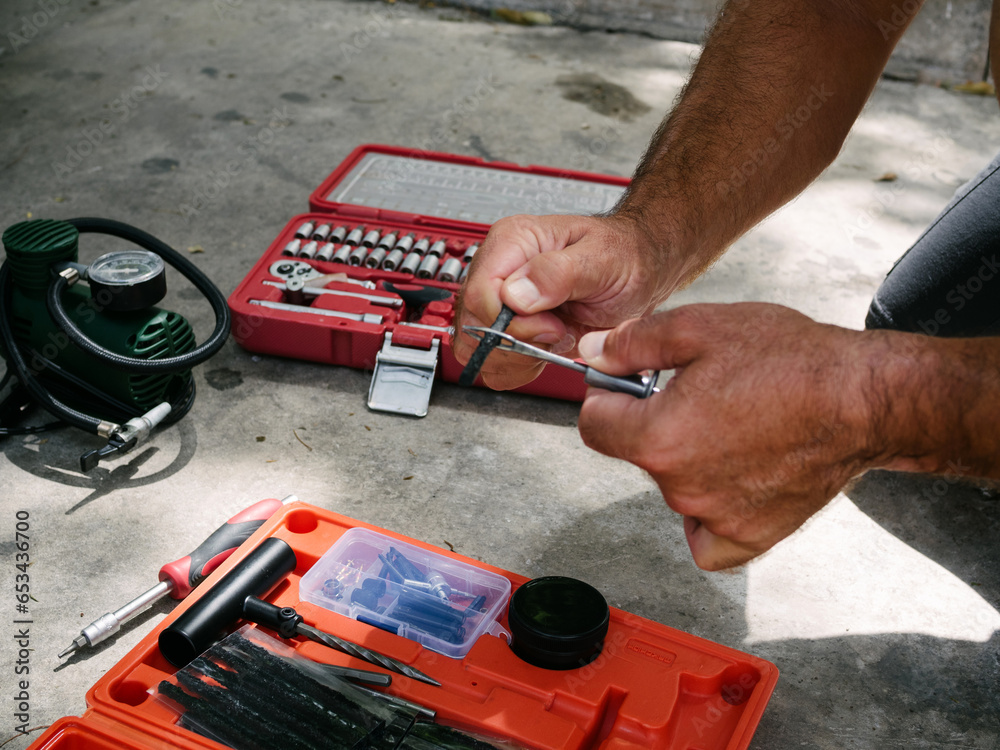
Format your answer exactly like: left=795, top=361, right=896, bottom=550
left=241, top=596, right=441, bottom=687
left=295, top=622, right=439, bottom=686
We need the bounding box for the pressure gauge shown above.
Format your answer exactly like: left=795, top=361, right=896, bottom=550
left=87, top=250, right=167, bottom=311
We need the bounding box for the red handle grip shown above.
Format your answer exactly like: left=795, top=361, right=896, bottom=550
left=158, top=498, right=284, bottom=599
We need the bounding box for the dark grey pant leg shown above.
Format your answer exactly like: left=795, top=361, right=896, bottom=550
left=866, top=152, right=1000, bottom=337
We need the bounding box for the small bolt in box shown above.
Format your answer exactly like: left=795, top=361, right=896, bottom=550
left=300, top=527, right=511, bottom=659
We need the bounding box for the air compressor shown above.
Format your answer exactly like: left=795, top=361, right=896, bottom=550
left=0, top=217, right=230, bottom=471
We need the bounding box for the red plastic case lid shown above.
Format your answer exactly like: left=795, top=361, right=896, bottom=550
left=308, top=143, right=629, bottom=230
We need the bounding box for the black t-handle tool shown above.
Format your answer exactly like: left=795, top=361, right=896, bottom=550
left=159, top=537, right=296, bottom=668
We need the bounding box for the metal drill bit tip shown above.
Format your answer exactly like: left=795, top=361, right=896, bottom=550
left=295, top=622, right=441, bottom=687
left=58, top=636, right=86, bottom=659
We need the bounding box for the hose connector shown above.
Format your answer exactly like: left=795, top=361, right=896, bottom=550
left=79, top=401, right=172, bottom=472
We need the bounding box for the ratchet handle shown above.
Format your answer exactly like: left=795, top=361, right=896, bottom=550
left=584, top=369, right=659, bottom=399
left=158, top=498, right=284, bottom=598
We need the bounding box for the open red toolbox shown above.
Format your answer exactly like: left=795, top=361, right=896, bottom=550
left=228, top=145, right=631, bottom=416
left=31, top=501, right=778, bottom=750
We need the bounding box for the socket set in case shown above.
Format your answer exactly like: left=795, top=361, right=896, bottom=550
left=30, top=501, right=778, bottom=750
left=228, top=145, right=631, bottom=416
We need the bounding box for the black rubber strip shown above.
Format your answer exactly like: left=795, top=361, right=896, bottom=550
left=458, top=304, right=515, bottom=387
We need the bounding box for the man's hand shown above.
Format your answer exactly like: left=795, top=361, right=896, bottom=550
left=454, top=213, right=690, bottom=391
left=576, top=303, right=885, bottom=570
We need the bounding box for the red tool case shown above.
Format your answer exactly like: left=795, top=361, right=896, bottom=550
left=228, top=145, right=631, bottom=416
left=30, top=501, right=778, bottom=750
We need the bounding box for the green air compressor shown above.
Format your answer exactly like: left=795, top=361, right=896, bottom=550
left=0, top=217, right=230, bottom=471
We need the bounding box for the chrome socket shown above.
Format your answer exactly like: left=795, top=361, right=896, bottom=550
left=416, top=255, right=440, bottom=279
left=399, top=252, right=422, bottom=275
left=332, top=244, right=352, bottom=264
left=315, top=242, right=336, bottom=262
left=437, top=257, right=463, bottom=283
left=348, top=245, right=369, bottom=266
left=364, top=247, right=388, bottom=269
left=382, top=249, right=405, bottom=271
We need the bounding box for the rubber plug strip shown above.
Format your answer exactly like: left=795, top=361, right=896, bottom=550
left=458, top=304, right=515, bottom=387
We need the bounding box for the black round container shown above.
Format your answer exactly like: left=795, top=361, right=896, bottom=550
left=508, top=576, right=610, bottom=670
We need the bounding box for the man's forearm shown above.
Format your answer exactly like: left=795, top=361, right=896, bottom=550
left=617, top=0, right=921, bottom=293
left=876, top=332, right=1000, bottom=479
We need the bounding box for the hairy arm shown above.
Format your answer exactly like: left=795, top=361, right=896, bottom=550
left=620, top=0, right=923, bottom=294
left=455, top=0, right=923, bottom=387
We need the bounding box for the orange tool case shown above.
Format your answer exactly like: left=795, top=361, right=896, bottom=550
left=31, top=501, right=778, bottom=750
left=227, top=144, right=632, bottom=416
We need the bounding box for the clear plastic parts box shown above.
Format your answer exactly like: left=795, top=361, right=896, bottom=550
left=300, top=527, right=512, bottom=659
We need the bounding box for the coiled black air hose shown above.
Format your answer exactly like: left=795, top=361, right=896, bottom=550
left=1, top=217, right=227, bottom=440
left=45, top=217, right=230, bottom=372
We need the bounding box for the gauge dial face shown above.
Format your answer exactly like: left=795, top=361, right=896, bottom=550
left=88, top=250, right=165, bottom=286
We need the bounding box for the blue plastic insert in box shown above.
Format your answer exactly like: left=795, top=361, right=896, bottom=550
left=300, top=528, right=512, bottom=659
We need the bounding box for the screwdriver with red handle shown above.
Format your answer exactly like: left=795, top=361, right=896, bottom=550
left=58, top=495, right=297, bottom=659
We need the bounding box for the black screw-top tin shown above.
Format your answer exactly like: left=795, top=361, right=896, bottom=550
left=508, top=576, right=610, bottom=670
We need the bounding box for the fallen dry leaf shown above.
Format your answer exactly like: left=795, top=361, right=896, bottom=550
left=953, top=81, right=996, bottom=97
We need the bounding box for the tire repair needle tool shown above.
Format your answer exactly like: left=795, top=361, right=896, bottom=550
left=240, top=594, right=442, bottom=687
left=461, top=327, right=660, bottom=398
left=58, top=495, right=298, bottom=659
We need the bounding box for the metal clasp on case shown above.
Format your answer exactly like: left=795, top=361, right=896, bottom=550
left=367, top=332, right=440, bottom=417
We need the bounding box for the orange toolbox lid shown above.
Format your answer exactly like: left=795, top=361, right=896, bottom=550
left=31, top=502, right=778, bottom=750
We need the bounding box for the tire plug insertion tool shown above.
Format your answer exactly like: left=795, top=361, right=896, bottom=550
left=58, top=495, right=297, bottom=659
left=462, top=326, right=659, bottom=398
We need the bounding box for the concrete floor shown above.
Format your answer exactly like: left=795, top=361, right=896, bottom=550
left=1, top=1, right=1000, bottom=748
